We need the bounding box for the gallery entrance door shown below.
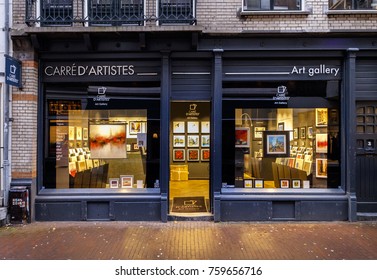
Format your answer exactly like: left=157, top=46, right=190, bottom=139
left=169, top=101, right=211, bottom=215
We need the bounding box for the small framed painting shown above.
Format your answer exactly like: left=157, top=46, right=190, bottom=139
left=280, top=179, right=290, bottom=189
left=235, top=127, right=250, bottom=148
left=187, top=149, right=199, bottom=161
left=173, top=121, right=185, bottom=133
left=292, top=179, right=301, bottom=189
left=173, top=135, right=185, bottom=147
left=307, top=126, right=314, bottom=139
left=316, top=158, right=328, bottom=178
left=69, top=126, right=75, bottom=140
left=83, top=127, right=88, bottom=141
left=187, top=135, right=200, bottom=147
left=187, top=121, right=199, bottom=133
left=300, top=127, right=306, bottom=139
left=244, top=179, right=253, bottom=188
left=201, top=135, right=210, bottom=147
left=129, top=121, right=142, bottom=134
left=316, top=108, right=328, bottom=127
left=109, top=178, right=119, bottom=188
left=173, top=149, right=185, bottom=161
left=201, top=149, right=210, bottom=161
left=201, top=121, right=210, bottom=133
left=254, top=179, right=264, bottom=188
left=120, top=175, right=134, bottom=188
left=316, top=133, right=328, bottom=153
left=254, top=127, right=266, bottom=139
left=293, top=128, right=299, bottom=140
left=76, top=127, right=82, bottom=140
left=278, top=122, right=285, bottom=131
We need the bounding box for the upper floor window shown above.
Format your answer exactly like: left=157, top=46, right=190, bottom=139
left=243, top=0, right=301, bottom=11
left=329, top=0, right=377, bottom=10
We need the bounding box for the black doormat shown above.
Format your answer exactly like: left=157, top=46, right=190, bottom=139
left=171, top=196, right=208, bottom=213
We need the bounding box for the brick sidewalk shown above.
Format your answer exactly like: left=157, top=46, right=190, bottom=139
left=1, top=221, right=377, bottom=260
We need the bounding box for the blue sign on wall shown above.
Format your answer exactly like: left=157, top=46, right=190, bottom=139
left=5, top=55, right=22, bottom=88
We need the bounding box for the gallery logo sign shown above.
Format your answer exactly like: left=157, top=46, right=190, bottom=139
left=93, top=86, right=110, bottom=106
left=273, top=86, right=290, bottom=105
left=186, top=103, right=200, bottom=119
left=5, top=55, right=22, bottom=88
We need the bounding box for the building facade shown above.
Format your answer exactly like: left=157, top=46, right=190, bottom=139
left=8, top=0, right=377, bottom=222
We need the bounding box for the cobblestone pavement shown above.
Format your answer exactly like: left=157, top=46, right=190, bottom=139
left=1, top=221, right=377, bottom=260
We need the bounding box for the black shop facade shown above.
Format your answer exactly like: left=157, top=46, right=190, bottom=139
left=33, top=43, right=360, bottom=222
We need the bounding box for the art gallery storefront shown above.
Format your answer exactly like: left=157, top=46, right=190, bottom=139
left=33, top=46, right=360, bottom=222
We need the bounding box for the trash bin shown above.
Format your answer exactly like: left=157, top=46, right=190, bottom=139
left=8, top=186, right=30, bottom=224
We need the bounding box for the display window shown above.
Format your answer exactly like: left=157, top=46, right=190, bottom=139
left=44, top=97, right=160, bottom=189
left=228, top=107, right=339, bottom=189
left=222, top=92, right=340, bottom=190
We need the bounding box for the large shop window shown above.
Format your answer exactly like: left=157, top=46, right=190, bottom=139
left=44, top=99, right=160, bottom=189
left=223, top=102, right=340, bottom=190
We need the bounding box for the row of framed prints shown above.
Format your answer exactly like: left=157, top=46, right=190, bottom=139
left=173, top=134, right=210, bottom=148
left=244, top=179, right=311, bottom=188
left=108, top=175, right=144, bottom=189
left=173, top=121, right=210, bottom=134
left=173, top=148, right=210, bottom=162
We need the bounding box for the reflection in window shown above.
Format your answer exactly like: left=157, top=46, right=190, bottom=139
left=243, top=0, right=301, bottom=11
left=46, top=100, right=159, bottom=189
left=329, top=0, right=376, bottom=10
left=233, top=108, right=340, bottom=189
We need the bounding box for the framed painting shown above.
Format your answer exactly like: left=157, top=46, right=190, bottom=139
left=82, top=127, right=88, bottom=141
left=201, top=135, right=210, bottom=147
left=173, top=135, right=185, bottom=147
left=263, top=131, right=290, bottom=157
left=173, top=149, right=185, bottom=161
left=89, top=124, right=127, bottom=159
left=315, top=108, right=328, bottom=127
left=235, top=127, right=250, bottom=148
left=187, top=135, right=199, bottom=147
left=293, top=128, right=299, bottom=140
left=201, top=121, right=210, bottom=133
left=173, top=121, right=185, bottom=133
left=109, top=178, right=119, bottom=189
left=76, top=127, right=82, bottom=140
left=300, top=127, right=306, bottom=139
left=316, top=133, right=328, bottom=153
left=187, top=121, right=199, bottom=133
left=187, top=149, right=199, bottom=161
left=201, top=149, right=210, bottom=161
left=254, top=126, right=265, bottom=139
left=254, top=179, right=264, bottom=188
left=316, top=158, right=328, bottom=178
left=129, top=121, right=142, bottom=134
left=278, top=122, right=285, bottom=131
left=68, top=126, right=75, bottom=140
left=292, top=179, right=301, bottom=189
left=280, top=179, right=290, bottom=189
left=244, top=179, right=253, bottom=188
left=307, top=126, right=314, bottom=139
left=120, top=175, right=134, bottom=188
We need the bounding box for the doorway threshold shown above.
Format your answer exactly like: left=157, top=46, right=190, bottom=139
left=168, top=212, right=213, bottom=221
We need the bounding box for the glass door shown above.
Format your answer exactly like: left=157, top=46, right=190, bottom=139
left=169, top=101, right=211, bottom=215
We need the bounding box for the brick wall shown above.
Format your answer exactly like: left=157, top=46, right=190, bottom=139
left=12, top=0, right=377, bottom=33
left=11, top=58, right=38, bottom=179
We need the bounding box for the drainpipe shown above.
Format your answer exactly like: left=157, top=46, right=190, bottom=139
left=3, top=0, right=11, bottom=210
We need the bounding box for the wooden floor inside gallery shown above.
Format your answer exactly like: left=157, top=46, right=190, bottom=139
left=169, top=180, right=210, bottom=214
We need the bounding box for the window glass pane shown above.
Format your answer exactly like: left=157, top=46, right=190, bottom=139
left=45, top=99, right=160, bottom=189
left=244, top=0, right=300, bottom=10
left=223, top=105, right=340, bottom=189
left=329, top=0, right=374, bottom=10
